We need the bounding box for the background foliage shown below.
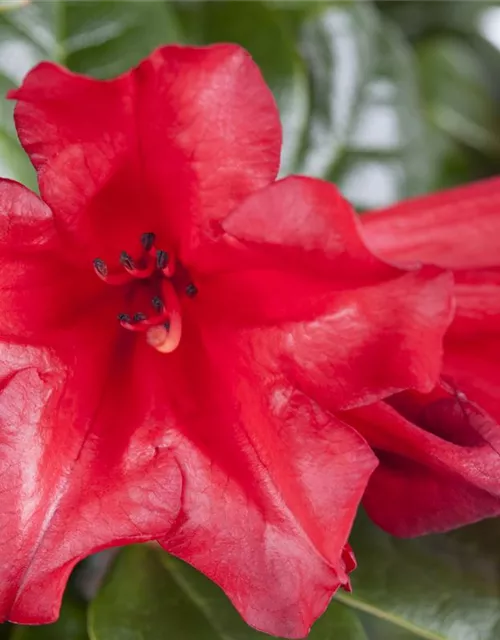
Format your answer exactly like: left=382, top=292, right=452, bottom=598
left=0, top=0, right=499, bottom=638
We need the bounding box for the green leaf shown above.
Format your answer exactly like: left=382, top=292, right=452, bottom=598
left=0, top=0, right=182, bottom=185
left=376, top=0, right=491, bottom=41
left=0, top=623, right=10, bottom=639
left=172, top=0, right=309, bottom=176
left=0, top=0, right=28, bottom=12
left=89, top=546, right=222, bottom=640
left=295, top=1, right=380, bottom=179
left=337, top=511, right=500, bottom=640
left=332, top=18, right=431, bottom=210
left=291, top=3, right=431, bottom=210
left=63, top=1, right=182, bottom=79
left=89, top=545, right=369, bottom=639
left=417, top=35, right=500, bottom=157
left=11, top=596, right=88, bottom=640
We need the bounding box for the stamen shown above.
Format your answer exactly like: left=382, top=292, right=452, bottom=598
left=93, top=258, right=108, bottom=277
left=156, top=250, right=168, bottom=269
left=120, top=251, right=135, bottom=271
left=152, top=296, right=164, bottom=312
left=94, top=232, right=192, bottom=352
left=118, top=312, right=147, bottom=332
left=141, top=232, right=156, bottom=252
left=185, top=283, right=198, bottom=298
left=156, top=249, right=176, bottom=277
left=94, top=259, right=133, bottom=285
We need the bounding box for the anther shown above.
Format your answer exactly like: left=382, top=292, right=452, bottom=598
left=156, top=250, right=169, bottom=270
left=93, top=258, right=108, bottom=277
left=118, top=313, right=132, bottom=323
left=133, top=313, right=147, bottom=323
left=120, top=251, right=135, bottom=271
left=152, top=296, right=164, bottom=312
left=141, top=232, right=156, bottom=252
left=185, top=283, right=198, bottom=298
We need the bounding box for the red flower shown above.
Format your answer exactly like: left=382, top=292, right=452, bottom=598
left=0, top=45, right=452, bottom=637
left=356, top=178, right=500, bottom=536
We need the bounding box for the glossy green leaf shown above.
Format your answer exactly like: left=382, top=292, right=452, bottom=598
left=89, top=545, right=370, bottom=640
left=0, top=0, right=182, bottom=185
left=296, top=2, right=379, bottom=179
left=89, top=545, right=221, bottom=640
left=11, top=596, right=88, bottom=640
left=333, top=18, right=431, bottom=210
left=417, top=36, right=500, bottom=157
left=376, top=0, right=491, bottom=40
left=172, top=0, right=309, bottom=176
left=337, top=511, right=500, bottom=640
left=292, top=4, right=431, bottom=210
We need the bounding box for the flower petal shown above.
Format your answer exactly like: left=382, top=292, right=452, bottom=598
left=0, top=340, right=183, bottom=623
left=201, top=177, right=454, bottom=409
left=361, top=177, right=500, bottom=269
left=343, top=387, right=500, bottom=536
left=156, top=325, right=377, bottom=638
left=0, top=311, right=376, bottom=637
left=9, top=45, right=281, bottom=261
left=444, top=273, right=500, bottom=424
left=0, top=179, right=104, bottom=342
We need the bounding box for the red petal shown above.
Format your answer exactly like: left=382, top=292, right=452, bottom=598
left=278, top=267, right=454, bottom=411
left=444, top=272, right=500, bottom=424
left=10, top=45, right=281, bottom=262
left=0, top=313, right=376, bottom=637
left=199, top=177, right=454, bottom=410
left=444, top=340, right=500, bottom=427
left=361, top=176, right=500, bottom=269
left=156, top=325, right=377, bottom=638
left=360, top=180, right=500, bottom=499
left=0, top=180, right=103, bottom=341
left=0, top=341, right=183, bottom=622
left=343, top=386, right=500, bottom=536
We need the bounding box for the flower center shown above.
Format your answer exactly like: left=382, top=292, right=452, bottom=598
left=93, top=233, right=196, bottom=353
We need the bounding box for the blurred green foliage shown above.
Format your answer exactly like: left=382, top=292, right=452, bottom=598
left=0, top=1, right=499, bottom=639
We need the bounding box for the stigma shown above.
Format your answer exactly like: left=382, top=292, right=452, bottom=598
left=93, top=233, right=196, bottom=354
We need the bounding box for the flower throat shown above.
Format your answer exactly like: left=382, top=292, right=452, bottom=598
left=93, top=232, right=197, bottom=353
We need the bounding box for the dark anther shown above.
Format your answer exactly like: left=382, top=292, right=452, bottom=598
left=164, top=320, right=171, bottom=331
left=118, top=313, right=132, bottom=323
left=156, top=250, right=169, bottom=269
left=185, top=283, right=198, bottom=298
left=133, top=313, right=147, bottom=323
left=141, top=232, right=155, bottom=251
left=152, top=296, right=163, bottom=312
left=120, top=251, right=135, bottom=270
left=93, top=258, right=108, bottom=276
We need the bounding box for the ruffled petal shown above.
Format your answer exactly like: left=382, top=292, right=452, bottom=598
left=343, top=386, right=500, bottom=536
left=0, top=306, right=376, bottom=637
left=9, top=45, right=281, bottom=262
left=361, top=176, right=500, bottom=269
left=197, top=177, right=454, bottom=410
left=0, top=179, right=103, bottom=342
left=157, top=325, right=377, bottom=638
left=0, top=340, right=183, bottom=623
left=444, top=272, right=500, bottom=424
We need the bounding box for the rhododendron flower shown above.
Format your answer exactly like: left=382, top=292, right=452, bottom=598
left=0, top=45, right=453, bottom=638
left=355, top=178, right=500, bottom=536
